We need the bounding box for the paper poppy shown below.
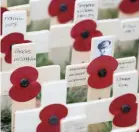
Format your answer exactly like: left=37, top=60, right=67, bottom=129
left=1, top=7, right=9, bottom=35
left=48, top=0, right=75, bottom=23
left=119, top=0, right=139, bottom=14
left=71, top=20, right=103, bottom=51
left=109, top=94, right=138, bottom=127
left=9, top=66, right=41, bottom=102
left=37, top=104, right=68, bottom=132
left=87, top=55, right=118, bottom=89
left=1, top=33, right=31, bottom=63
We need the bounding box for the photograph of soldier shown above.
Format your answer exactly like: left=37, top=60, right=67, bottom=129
left=97, top=40, right=112, bottom=56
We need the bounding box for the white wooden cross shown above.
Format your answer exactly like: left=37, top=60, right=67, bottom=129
left=14, top=80, right=68, bottom=132
left=1, top=32, right=60, bottom=131
left=1, top=10, right=27, bottom=70
left=30, top=0, right=74, bottom=26
left=62, top=70, right=139, bottom=132
left=0, top=11, right=57, bottom=130
left=1, top=63, right=60, bottom=108
left=49, top=19, right=120, bottom=66
left=98, top=0, right=139, bottom=19
left=65, top=56, right=137, bottom=132
left=119, top=18, right=139, bottom=41
left=1, top=64, right=60, bottom=132
left=87, top=16, right=139, bottom=101
left=65, top=31, right=137, bottom=101
left=1, top=10, right=50, bottom=71
left=14, top=69, right=139, bottom=132
left=73, top=0, right=99, bottom=23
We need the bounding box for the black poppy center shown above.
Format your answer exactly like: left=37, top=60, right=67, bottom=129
left=130, top=0, right=137, bottom=2
left=49, top=116, right=59, bottom=125
left=98, top=68, right=107, bottom=78
left=20, top=78, right=29, bottom=87
left=121, top=104, right=131, bottom=114
left=81, top=31, right=90, bottom=39
left=60, top=4, right=68, bottom=12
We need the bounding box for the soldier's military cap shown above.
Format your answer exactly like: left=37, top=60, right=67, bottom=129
left=98, top=40, right=111, bottom=49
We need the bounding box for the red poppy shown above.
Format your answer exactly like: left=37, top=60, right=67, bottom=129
left=109, top=94, right=138, bottom=127
left=119, top=0, right=139, bottom=14
left=37, top=104, right=68, bottom=132
left=1, top=33, right=31, bottom=63
left=87, top=56, right=118, bottom=89
left=9, top=66, right=41, bottom=102
left=48, top=0, right=75, bottom=23
left=1, top=7, right=9, bottom=35
left=71, top=20, right=103, bottom=51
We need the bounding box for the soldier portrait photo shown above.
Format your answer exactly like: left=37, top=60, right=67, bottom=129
left=97, top=40, right=112, bottom=56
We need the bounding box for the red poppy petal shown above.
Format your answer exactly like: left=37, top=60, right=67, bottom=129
left=0, top=7, right=9, bottom=35
left=40, top=104, right=68, bottom=121
left=71, top=20, right=97, bottom=38
left=113, top=104, right=137, bottom=127
left=48, top=0, right=62, bottom=16
left=119, top=0, right=139, bottom=14
left=37, top=122, right=60, bottom=132
left=109, top=94, right=137, bottom=115
left=10, top=66, right=39, bottom=85
left=58, top=11, right=73, bottom=23
left=57, top=0, right=75, bottom=23
left=5, top=52, right=12, bottom=63
left=87, top=56, right=118, bottom=75
left=1, top=33, right=24, bottom=53
left=9, top=82, right=41, bottom=102
left=73, top=37, right=91, bottom=51
left=88, top=69, right=113, bottom=88
left=90, top=30, right=103, bottom=38
left=22, top=40, right=31, bottom=43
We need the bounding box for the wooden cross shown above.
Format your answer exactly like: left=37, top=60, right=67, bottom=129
left=65, top=56, right=136, bottom=88
left=14, top=80, right=68, bottom=132
left=14, top=70, right=139, bottom=132
left=49, top=19, right=120, bottom=66
left=1, top=18, right=59, bottom=129
left=30, top=0, right=74, bottom=26
left=62, top=70, right=139, bottom=132
left=1, top=63, right=60, bottom=132
left=1, top=10, right=50, bottom=71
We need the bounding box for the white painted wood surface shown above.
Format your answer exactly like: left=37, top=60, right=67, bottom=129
left=15, top=70, right=139, bottom=132
left=2, top=10, right=26, bottom=36
left=25, top=30, right=50, bottom=53
left=74, top=0, right=99, bottom=23
left=49, top=19, right=120, bottom=65
left=41, top=80, right=67, bottom=107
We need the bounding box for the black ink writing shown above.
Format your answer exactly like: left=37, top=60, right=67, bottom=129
left=13, top=56, right=36, bottom=62
left=116, top=77, right=130, bottom=81
left=76, top=3, right=96, bottom=19
left=4, top=16, right=24, bottom=28
left=14, top=49, right=32, bottom=54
